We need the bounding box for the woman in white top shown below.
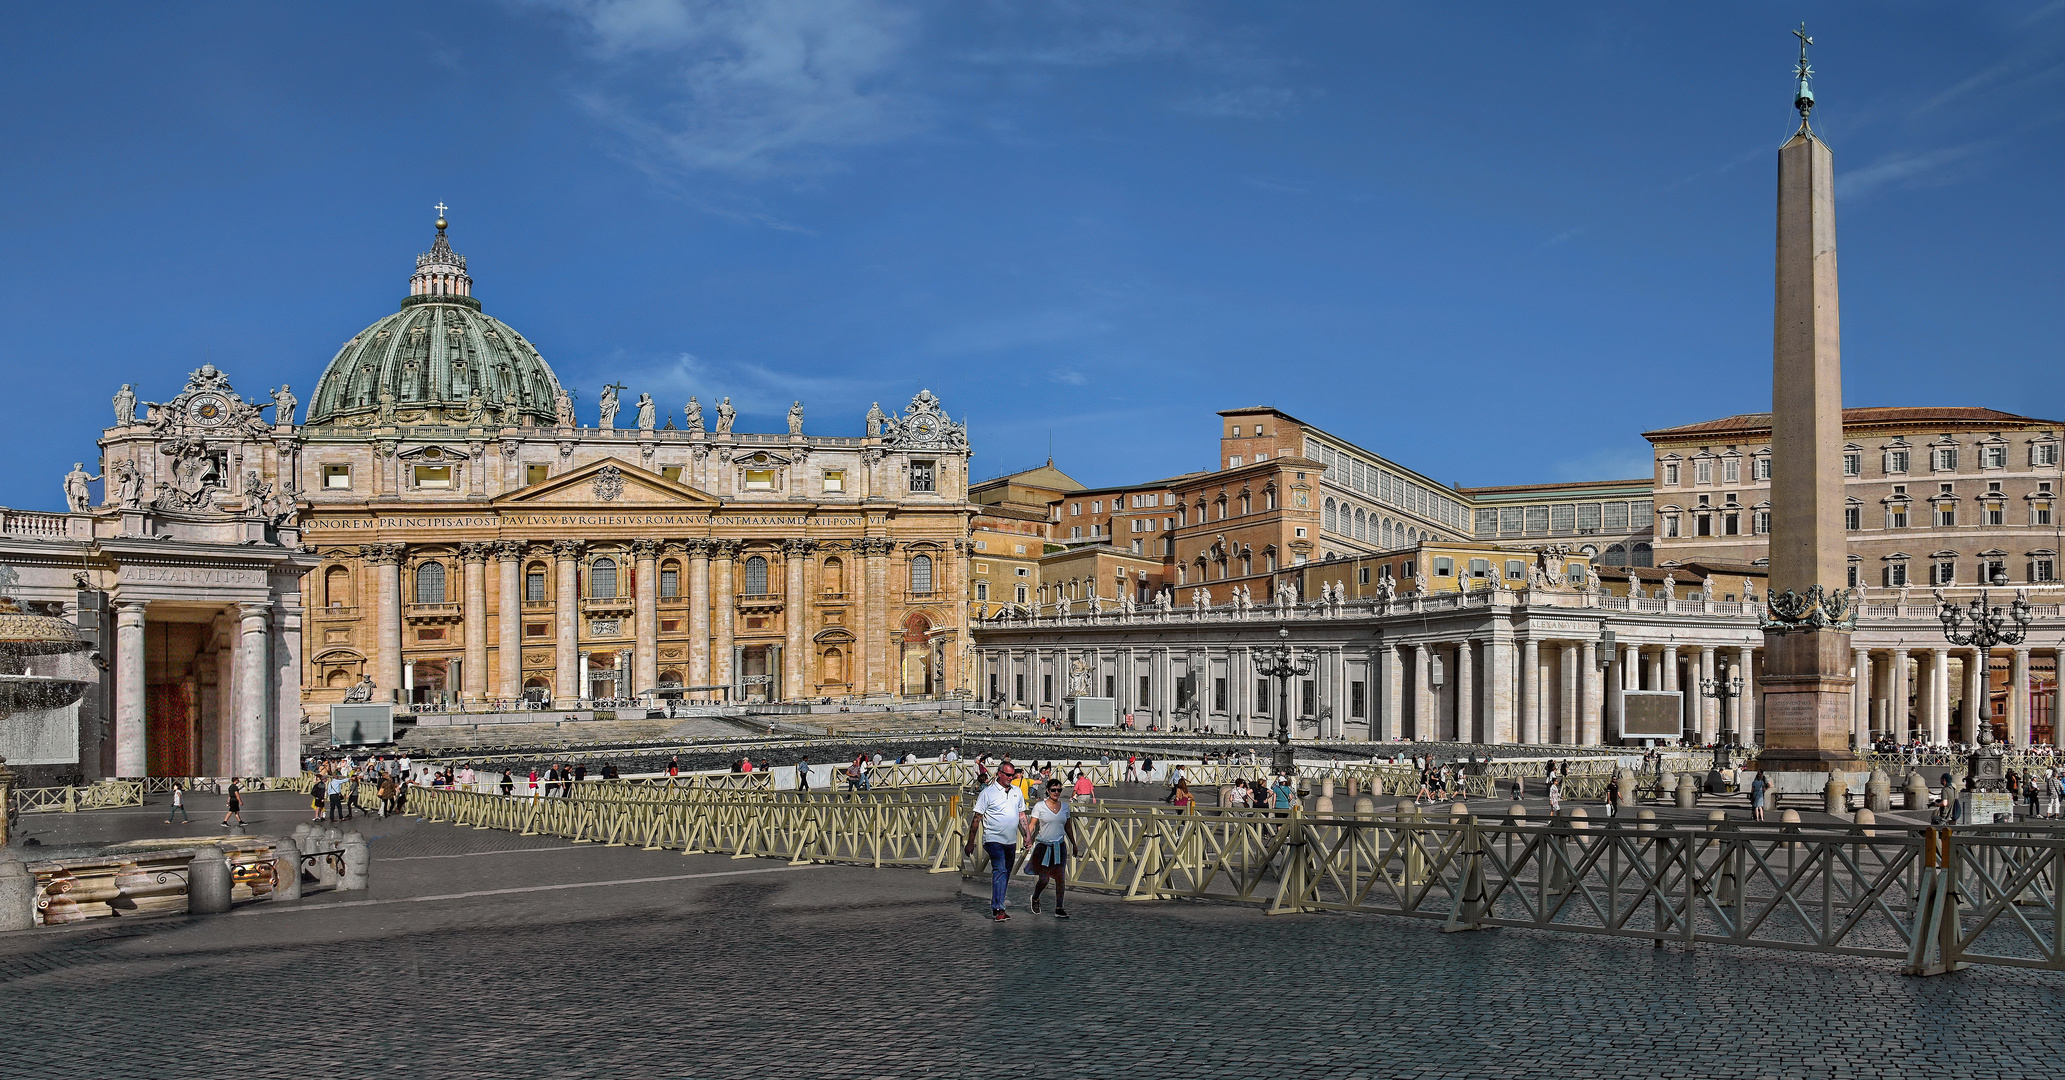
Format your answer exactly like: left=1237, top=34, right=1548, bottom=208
left=1026, top=778, right=1081, bottom=918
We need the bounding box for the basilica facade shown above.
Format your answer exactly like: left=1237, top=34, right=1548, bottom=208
left=96, top=217, right=974, bottom=748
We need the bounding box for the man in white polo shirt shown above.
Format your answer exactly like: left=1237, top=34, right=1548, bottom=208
left=965, top=763, right=1028, bottom=922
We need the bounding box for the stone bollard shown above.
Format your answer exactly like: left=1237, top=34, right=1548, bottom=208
left=1854, top=807, right=1876, bottom=837
left=1321, top=777, right=1335, bottom=799
left=1904, top=773, right=1931, bottom=812
left=1449, top=802, right=1469, bottom=822
left=1354, top=795, right=1376, bottom=816
left=1314, top=791, right=1335, bottom=815
left=1823, top=771, right=1849, bottom=817
left=1567, top=806, right=1588, bottom=830
left=1636, top=808, right=1656, bottom=832
left=1707, top=808, right=1728, bottom=825
left=1865, top=769, right=1891, bottom=813
left=273, top=837, right=303, bottom=902
left=1345, top=777, right=1360, bottom=798
left=1614, top=767, right=1638, bottom=809
left=186, top=845, right=233, bottom=915
left=340, top=832, right=370, bottom=892
left=311, top=830, right=340, bottom=890
left=1675, top=773, right=1698, bottom=809
left=1780, top=808, right=1801, bottom=833
left=0, top=855, right=36, bottom=931
left=1656, top=769, right=1674, bottom=803
left=1507, top=805, right=1526, bottom=821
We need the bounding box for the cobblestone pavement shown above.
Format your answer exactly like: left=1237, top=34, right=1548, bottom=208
left=3, top=794, right=2055, bottom=1079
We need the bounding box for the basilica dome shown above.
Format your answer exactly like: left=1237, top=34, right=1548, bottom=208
left=304, top=217, right=563, bottom=428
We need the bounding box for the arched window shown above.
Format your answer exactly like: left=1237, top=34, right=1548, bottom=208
left=525, top=563, right=546, bottom=603
left=1176, top=565, right=1188, bottom=585
left=590, top=557, right=618, bottom=599
left=823, top=647, right=846, bottom=684
left=821, top=556, right=845, bottom=594
left=414, top=561, right=446, bottom=605
left=743, top=555, right=769, bottom=594
left=324, top=566, right=352, bottom=608
left=910, top=554, right=934, bottom=593
left=1631, top=542, right=1654, bottom=567
left=658, top=670, right=683, bottom=688
left=659, top=559, right=680, bottom=598
left=1355, top=508, right=1367, bottom=541
left=1601, top=543, right=1627, bottom=566
left=1325, top=497, right=1338, bottom=533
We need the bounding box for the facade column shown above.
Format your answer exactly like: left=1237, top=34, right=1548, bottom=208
left=271, top=604, right=304, bottom=777
left=494, top=541, right=522, bottom=701
left=235, top=602, right=271, bottom=778
left=1661, top=644, right=1681, bottom=739
left=1696, top=647, right=1717, bottom=743
left=782, top=539, right=809, bottom=700
left=1410, top=643, right=1430, bottom=742
left=1381, top=644, right=1404, bottom=742
left=2011, top=647, right=2032, bottom=746
left=365, top=543, right=404, bottom=698
left=1962, top=649, right=1987, bottom=744
left=1519, top=638, right=1540, bottom=745
left=1624, top=644, right=1642, bottom=692
left=1736, top=646, right=1758, bottom=743
left=1647, top=649, right=1663, bottom=695
left=687, top=541, right=712, bottom=695
left=1851, top=647, right=1871, bottom=749
left=1557, top=643, right=1577, bottom=746
left=1580, top=639, right=1601, bottom=746
left=711, top=540, right=738, bottom=696
left=1889, top=650, right=1911, bottom=741
left=114, top=600, right=148, bottom=777
left=461, top=543, right=489, bottom=702
left=553, top=540, right=582, bottom=705
left=862, top=539, right=892, bottom=696
left=1487, top=635, right=1514, bottom=744
left=632, top=539, right=660, bottom=699
left=1929, top=648, right=1951, bottom=745
left=1455, top=639, right=1476, bottom=744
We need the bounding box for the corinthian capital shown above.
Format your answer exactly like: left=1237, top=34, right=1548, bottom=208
left=631, top=538, right=662, bottom=559
left=460, top=542, right=492, bottom=563
left=781, top=538, right=817, bottom=558
left=552, top=539, right=585, bottom=560
left=360, top=543, right=407, bottom=565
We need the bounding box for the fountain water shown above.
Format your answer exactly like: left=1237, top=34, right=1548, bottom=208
left=0, top=594, right=96, bottom=839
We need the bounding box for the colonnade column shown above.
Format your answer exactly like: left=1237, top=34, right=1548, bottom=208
left=1852, top=647, right=1871, bottom=749
left=687, top=541, right=712, bottom=694
left=365, top=543, right=404, bottom=697
left=1697, top=647, right=1717, bottom=743
left=1580, top=639, right=1601, bottom=746
left=782, top=539, right=809, bottom=700
left=114, top=600, right=148, bottom=777
left=1487, top=636, right=1513, bottom=744
left=235, top=602, right=271, bottom=777
left=1736, top=646, right=1757, bottom=743
left=2012, top=647, right=2032, bottom=746
left=1381, top=644, right=1403, bottom=741
left=1890, top=650, right=1911, bottom=741
left=1661, top=644, right=1681, bottom=739
left=1559, top=644, right=1578, bottom=746
left=1519, top=638, right=1540, bottom=744
left=553, top=540, right=582, bottom=705
left=711, top=540, right=738, bottom=696
left=1411, top=644, right=1431, bottom=742
left=1455, top=640, right=1476, bottom=743
left=462, top=543, right=489, bottom=702
left=494, top=541, right=522, bottom=701
left=1929, top=648, right=1951, bottom=744
left=632, top=539, right=660, bottom=699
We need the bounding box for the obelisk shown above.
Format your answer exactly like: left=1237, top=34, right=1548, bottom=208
left=1758, top=25, right=1860, bottom=770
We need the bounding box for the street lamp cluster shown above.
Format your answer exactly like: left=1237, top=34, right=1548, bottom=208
left=1255, top=627, right=1315, bottom=775
left=1936, top=571, right=2031, bottom=751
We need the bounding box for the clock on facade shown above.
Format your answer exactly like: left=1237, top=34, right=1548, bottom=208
left=186, top=392, right=230, bottom=427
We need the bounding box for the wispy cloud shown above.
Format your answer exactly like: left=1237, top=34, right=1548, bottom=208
left=601, top=350, right=875, bottom=425
left=1177, top=85, right=1308, bottom=120
left=1049, top=368, right=1087, bottom=386
left=1836, top=140, right=1990, bottom=200
left=532, top=0, right=924, bottom=180
left=1541, top=226, right=1585, bottom=247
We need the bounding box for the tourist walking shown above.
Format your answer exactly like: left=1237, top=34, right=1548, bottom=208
left=166, top=782, right=191, bottom=824
left=1546, top=775, right=1562, bottom=816
left=796, top=756, right=811, bottom=792
left=500, top=770, right=514, bottom=796
left=966, top=764, right=1028, bottom=921
left=1072, top=770, right=1095, bottom=804
left=1603, top=774, right=1619, bottom=819
left=1027, top=778, right=1080, bottom=919
left=221, top=779, right=245, bottom=830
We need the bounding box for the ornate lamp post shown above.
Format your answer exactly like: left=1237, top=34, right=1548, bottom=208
left=1699, top=654, right=1745, bottom=771
left=1937, top=572, right=2031, bottom=775
left=1255, top=627, right=1315, bottom=775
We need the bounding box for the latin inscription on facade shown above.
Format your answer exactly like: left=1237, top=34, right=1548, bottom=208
left=306, top=514, right=867, bottom=530
left=124, top=566, right=267, bottom=587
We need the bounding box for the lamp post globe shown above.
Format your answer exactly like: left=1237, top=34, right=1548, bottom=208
left=1256, top=626, right=1315, bottom=776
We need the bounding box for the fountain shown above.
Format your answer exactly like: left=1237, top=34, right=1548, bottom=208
left=0, top=594, right=95, bottom=844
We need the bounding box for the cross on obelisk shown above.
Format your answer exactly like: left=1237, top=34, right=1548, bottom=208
left=1758, top=26, right=1860, bottom=773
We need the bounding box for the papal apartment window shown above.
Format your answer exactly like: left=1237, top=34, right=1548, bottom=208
left=2036, top=502, right=2054, bottom=527
left=1937, top=504, right=1957, bottom=528
left=1886, top=449, right=1909, bottom=474
left=1932, top=560, right=1956, bottom=586
left=1724, top=459, right=1740, bottom=484
left=1663, top=514, right=1681, bottom=538
left=1847, top=564, right=1860, bottom=588
left=1843, top=505, right=1859, bottom=530
left=1932, top=447, right=1958, bottom=471
left=1986, top=503, right=2005, bottom=526
left=908, top=461, right=935, bottom=492
left=1757, top=509, right=1774, bottom=534
left=1757, top=456, right=1774, bottom=481
left=1842, top=452, right=1860, bottom=477
left=1694, top=459, right=1713, bottom=485
left=1886, top=562, right=1909, bottom=587
left=2035, top=558, right=2057, bottom=583
left=2037, top=443, right=2060, bottom=466
left=322, top=464, right=352, bottom=489
left=1663, top=462, right=1680, bottom=486
left=1888, top=504, right=1909, bottom=529
left=1984, top=445, right=2007, bottom=469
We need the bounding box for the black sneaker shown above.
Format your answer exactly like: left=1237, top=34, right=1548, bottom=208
left=1031, top=898, right=1041, bottom=914
left=1054, top=909, right=1071, bottom=919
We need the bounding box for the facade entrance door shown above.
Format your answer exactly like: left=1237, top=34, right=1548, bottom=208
left=146, top=682, right=196, bottom=777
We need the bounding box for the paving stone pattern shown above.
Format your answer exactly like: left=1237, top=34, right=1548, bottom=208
left=2, top=793, right=2057, bottom=1079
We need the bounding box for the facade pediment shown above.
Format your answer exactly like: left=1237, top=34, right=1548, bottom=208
left=493, top=459, right=719, bottom=508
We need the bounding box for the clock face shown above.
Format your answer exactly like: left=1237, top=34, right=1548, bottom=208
left=910, top=415, right=941, bottom=440
left=187, top=393, right=229, bottom=427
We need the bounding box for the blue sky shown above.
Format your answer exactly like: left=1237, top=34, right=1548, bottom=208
left=3, top=2, right=2061, bottom=511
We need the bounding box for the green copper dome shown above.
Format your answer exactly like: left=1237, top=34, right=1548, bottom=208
left=304, top=219, right=563, bottom=428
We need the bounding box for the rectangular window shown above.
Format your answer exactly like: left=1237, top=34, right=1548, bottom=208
left=659, top=568, right=678, bottom=597
left=1524, top=506, right=1549, bottom=534
left=1015, top=585, right=1028, bottom=603
left=1663, top=462, right=1680, bottom=486
left=1254, top=680, right=1270, bottom=714
left=526, top=464, right=549, bottom=485
left=1756, top=456, right=1773, bottom=481
left=1984, top=445, right=2006, bottom=469
left=1887, top=449, right=1909, bottom=474
left=1933, top=561, right=1956, bottom=585
left=1842, top=506, right=1859, bottom=530
left=1576, top=503, right=1602, bottom=533
left=1887, top=563, right=1908, bottom=587
left=660, top=465, right=682, bottom=482
left=1550, top=504, right=1575, bottom=534
left=1986, top=504, right=2004, bottom=526
left=413, top=465, right=451, bottom=488
left=1694, top=459, right=1713, bottom=485
left=1603, top=502, right=1629, bottom=530
left=1434, top=557, right=1453, bottom=576
left=1228, top=457, right=1242, bottom=468
left=1350, top=680, right=1366, bottom=719
left=322, top=464, right=352, bottom=489
left=2036, top=559, right=2056, bottom=583
left=1506, top=559, right=1525, bottom=580
left=2037, top=443, right=2059, bottom=466
left=1070, top=503, right=1081, bottom=516
left=1069, top=527, right=1081, bottom=539
left=1759, top=509, right=1776, bottom=533
left=525, top=622, right=547, bottom=638
left=2036, top=502, right=2054, bottom=526
left=744, top=470, right=775, bottom=490
left=1498, top=507, right=1524, bottom=535
left=1214, top=677, right=1227, bottom=712
left=1630, top=502, right=1653, bottom=530
left=908, top=462, right=934, bottom=492
left=1937, top=506, right=1957, bottom=527
left=1043, top=674, right=1052, bottom=703
left=1300, top=680, right=1315, bottom=716
left=1475, top=508, right=1497, bottom=537
left=1664, top=515, right=1680, bottom=538
left=1933, top=447, right=1957, bottom=471
left=1091, top=501, right=1102, bottom=513
left=1015, top=673, right=1025, bottom=702
left=1888, top=505, right=1908, bottom=528
left=822, top=470, right=844, bottom=492
left=1139, top=675, right=1151, bottom=705
left=975, top=581, right=989, bottom=601
left=1847, top=564, right=1860, bottom=588
left=1724, top=458, right=1740, bottom=484
left=1724, top=513, right=1739, bottom=536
